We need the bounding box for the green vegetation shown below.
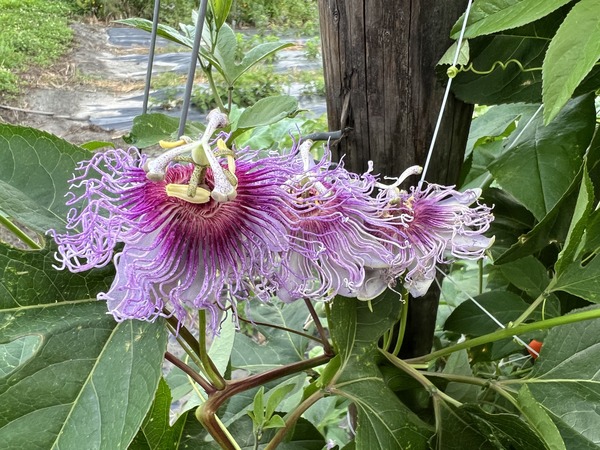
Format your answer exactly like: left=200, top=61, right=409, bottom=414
left=69, top=0, right=195, bottom=26
left=0, top=0, right=74, bottom=96
left=230, top=0, right=318, bottom=31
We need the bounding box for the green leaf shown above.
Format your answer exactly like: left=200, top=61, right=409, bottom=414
left=518, top=385, right=567, bottom=450
left=129, top=378, right=186, bottom=450
left=436, top=403, right=547, bottom=449
left=518, top=306, right=600, bottom=448
left=542, top=0, right=600, bottom=124
left=117, top=18, right=195, bottom=48
left=124, top=113, right=205, bottom=149
left=0, top=240, right=168, bottom=450
left=262, top=415, right=286, bottom=430
left=452, top=0, right=572, bottom=38
left=444, top=291, right=546, bottom=336
left=329, top=294, right=433, bottom=448
left=231, top=301, right=310, bottom=373
left=209, top=0, right=233, bottom=30
left=0, top=124, right=96, bottom=234
left=79, top=140, right=115, bottom=151
left=265, top=384, right=295, bottom=421
left=0, top=179, right=66, bottom=235
left=438, top=40, right=470, bottom=66
left=442, top=350, right=480, bottom=403
left=0, top=294, right=168, bottom=449
left=231, top=95, right=299, bottom=140
left=488, top=94, right=595, bottom=221
left=211, top=24, right=293, bottom=85
left=497, top=256, right=550, bottom=298
left=550, top=167, right=600, bottom=301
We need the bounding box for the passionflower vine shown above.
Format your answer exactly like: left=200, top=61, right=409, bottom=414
left=274, top=140, right=397, bottom=302
left=50, top=120, right=300, bottom=332
left=378, top=176, right=494, bottom=297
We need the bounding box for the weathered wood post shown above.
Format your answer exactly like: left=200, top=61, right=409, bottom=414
left=318, top=0, right=473, bottom=357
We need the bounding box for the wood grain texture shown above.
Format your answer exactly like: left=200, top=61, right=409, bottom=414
left=318, top=0, right=472, bottom=185
left=318, top=0, right=473, bottom=357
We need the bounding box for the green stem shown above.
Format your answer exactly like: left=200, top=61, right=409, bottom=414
left=406, top=306, right=600, bottom=364
left=203, top=64, right=227, bottom=113
left=165, top=319, right=207, bottom=374
left=380, top=349, right=461, bottom=407
left=422, top=371, right=519, bottom=408
left=198, top=354, right=332, bottom=450
left=391, top=292, right=409, bottom=355
left=198, top=310, right=227, bottom=390
left=0, top=215, right=42, bottom=250
left=511, top=281, right=555, bottom=327
left=264, top=390, right=325, bottom=450
left=304, top=298, right=333, bottom=355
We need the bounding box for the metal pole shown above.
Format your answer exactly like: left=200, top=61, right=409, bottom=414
left=142, top=0, right=161, bottom=114
left=178, top=0, right=209, bottom=138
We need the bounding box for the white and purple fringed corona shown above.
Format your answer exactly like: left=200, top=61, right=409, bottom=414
left=50, top=111, right=494, bottom=331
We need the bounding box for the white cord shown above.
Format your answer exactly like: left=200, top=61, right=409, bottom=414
left=436, top=267, right=539, bottom=357
left=419, top=0, right=474, bottom=186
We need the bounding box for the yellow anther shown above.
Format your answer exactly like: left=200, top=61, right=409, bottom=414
left=226, top=155, right=237, bottom=176
left=159, top=138, right=189, bottom=149
left=166, top=183, right=211, bottom=204
left=217, top=139, right=229, bottom=152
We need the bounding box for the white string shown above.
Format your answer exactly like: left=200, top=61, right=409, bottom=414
left=419, top=0, right=474, bottom=186
left=436, top=267, right=539, bottom=358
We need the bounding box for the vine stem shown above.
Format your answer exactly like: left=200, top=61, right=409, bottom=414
left=380, top=349, right=461, bottom=407
left=238, top=316, right=323, bottom=344
left=197, top=354, right=332, bottom=449
left=304, top=298, right=333, bottom=355
left=0, top=216, right=42, bottom=250
left=164, top=351, right=215, bottom=395
left=391, top=292, right=409, bottom=355
left=511, top=281, right=555, bottom=327
left=406, top=306, right=600, bottom=364
left=264, top=390, right=325, bottom=450
left=198, top=310, right=227, bottom=390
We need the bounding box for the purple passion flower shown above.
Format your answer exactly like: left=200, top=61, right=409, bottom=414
left=50, top=146, right=298, bottom=332
left=379, top=182, right=494, bottom=297
left=275, top=141, right=396, bottom=302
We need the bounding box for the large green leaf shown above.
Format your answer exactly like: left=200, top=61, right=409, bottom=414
left=0, top=124, right=94, bottom=234
left=517, top=385, right=567, bottom=450
left=550, top=165, right=600, bottom=302
left=129, top=378, right=186, bottom=450
left=488, top=94, right=595, bottom=221
left=542, top=0, right=600, bottom=123
left=513, top=306, right=600, bottom=448
left=436, top=403, right=547, bottom=449
left=328, top=294, right=433, bottom=449
left=451, top=0, right=573, bottom=38
left=0, top=244, right=167, bottom=450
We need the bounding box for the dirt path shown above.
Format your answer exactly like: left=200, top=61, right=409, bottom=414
left=0, top=22, right=147, bottom=147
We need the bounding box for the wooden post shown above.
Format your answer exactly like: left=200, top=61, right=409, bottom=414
left=318, top=0, right=473, bottom=357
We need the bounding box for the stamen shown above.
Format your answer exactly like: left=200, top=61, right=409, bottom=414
left=375, top=165, right=423, bottom=190
left=145, top=140, right=201, bottom=181
left=166, top=183, right=211, bottom=203
left=202, top=142, right=237, bottom=203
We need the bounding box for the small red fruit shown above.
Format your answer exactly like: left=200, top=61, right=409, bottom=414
left=527, top=339, right=543, bottom=359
